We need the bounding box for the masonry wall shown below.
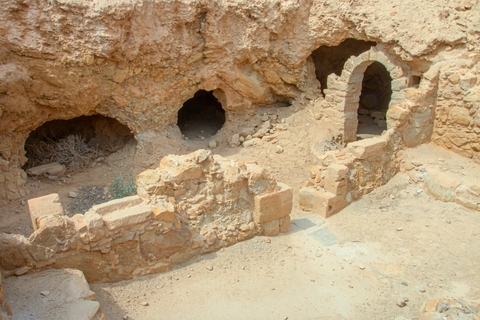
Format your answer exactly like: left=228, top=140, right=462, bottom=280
left=0, top=150, right=292, bottom=282
left=432, top=59, right=480, bottom=163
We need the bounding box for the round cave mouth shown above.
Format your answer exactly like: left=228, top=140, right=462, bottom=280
left=24, top=115, right=134, bottom=172
left=357, top=61, right=393, bottom=139
left=177, top=90, right=226, bottom=139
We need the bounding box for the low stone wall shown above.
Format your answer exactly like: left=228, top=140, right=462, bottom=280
left=299, top=133, right=401, bottom=217
left=0, top=150, right=292, bottom=282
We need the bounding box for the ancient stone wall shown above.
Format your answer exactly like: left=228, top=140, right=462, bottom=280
left=432, top=58, right=480, bottom=163
left=0, top=150, right=292, bottom=282
left=0, top=0, right=478, bottom=204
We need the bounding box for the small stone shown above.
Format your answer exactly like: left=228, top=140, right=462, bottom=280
left=446, top=220, right=451, bottom=224
left=396, top=227, right=403, bottom=231
left=206, top=265, right=213, bottom=271
left=141, top=301, right=149, bottom=306
left=396, top=298, right=408, bottom=307
left=208, top=140, right=217, bottom=148
left=40, top=291, right=50, bottom=296
left=401, top=281, right=408, bottom=286
left=48, top=175, right=58, bottom=180
left=263, top=238, right=271, bottom=243
left=358, top=265, right=365, bottom=270
left=21, top=200, right=26, bottom=206
left=69, top=191, right=78, bottom=198
left=261, top=115, right=269, bottom=121
left=437, top=302, right=450, bottom=313
left=276, top=145, right=284, bottom=154
left=418, top=286, right=426, bottom=293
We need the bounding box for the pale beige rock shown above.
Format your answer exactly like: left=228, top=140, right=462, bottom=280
left=253, top=183, right=293, bottom=223
left=425, top=169, right=462, bottom=202
left=102, top=205, right=153, bottom=231
left=26, top=163, right=66, bottom=176
left=27, top=193, right=64, bottom=231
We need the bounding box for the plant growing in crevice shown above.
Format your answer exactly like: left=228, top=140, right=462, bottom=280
left=109, top=170, right=137, bottom=199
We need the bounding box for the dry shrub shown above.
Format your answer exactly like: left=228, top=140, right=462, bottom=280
left=25, top=134, right=108, bottom=171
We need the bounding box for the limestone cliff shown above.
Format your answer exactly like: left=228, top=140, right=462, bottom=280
left=0, top=0, right=479, bottom=203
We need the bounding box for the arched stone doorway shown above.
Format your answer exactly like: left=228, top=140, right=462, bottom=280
left=326, top=45, right=409, bottom=143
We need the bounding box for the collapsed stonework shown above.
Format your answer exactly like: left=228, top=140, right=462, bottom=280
left=0, top=150, right=292, bottom=282
left=0, top=0, right=480, bottom=204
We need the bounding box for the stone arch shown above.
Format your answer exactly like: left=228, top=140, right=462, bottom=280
left=325, top=45, right=409, bottom=143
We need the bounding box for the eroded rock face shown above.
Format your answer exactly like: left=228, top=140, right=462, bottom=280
left=0, top=150, right=292, bottom=282
left=0, top=0, right=479, bottom=203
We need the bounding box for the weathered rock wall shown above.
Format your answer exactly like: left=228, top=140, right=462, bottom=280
left=0, top=0, right=479, bottom=202
left=432, top=57, right=480, bottom=162
left=0, top=150, right=292, bottom=282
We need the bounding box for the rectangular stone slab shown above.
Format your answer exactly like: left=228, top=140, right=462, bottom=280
left=102, top=205, right=152, bottom=231
left=27, top=193, right=64, bottom=231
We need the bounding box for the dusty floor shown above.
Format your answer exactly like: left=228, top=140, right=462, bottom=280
left=2, top=103, right=480, bottom=319
left=89, top=171, right=480, bottom=320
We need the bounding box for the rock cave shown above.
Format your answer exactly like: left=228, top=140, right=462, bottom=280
left=24, top=115, right=134, bottom=173
left=0, top=0, right=479, bottom=319
left=177, top=90, right=226, bottom=139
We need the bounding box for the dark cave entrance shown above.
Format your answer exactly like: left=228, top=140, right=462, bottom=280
left=356, top=61, right=393, bottom=139
left=311, top=38, right=377, bottom=94
left=177, top=90, right=226, bottom=139
left=24, top=115, right=134, bottom=172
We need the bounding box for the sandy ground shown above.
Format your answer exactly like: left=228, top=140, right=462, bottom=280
left=2, top=103, right=480, bottom=319
left=89, top=170, right=480, bottom=320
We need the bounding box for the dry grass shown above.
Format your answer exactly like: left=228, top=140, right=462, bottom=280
left=25, top=134, right=112, bottom=172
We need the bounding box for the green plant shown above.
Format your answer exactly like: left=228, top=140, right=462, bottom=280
left=109, top=171, right=137, bottom=199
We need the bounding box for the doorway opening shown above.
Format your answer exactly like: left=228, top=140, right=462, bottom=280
left=177, top=90, right=226, bottom=139
left=356, top=62, right=393, bottom=139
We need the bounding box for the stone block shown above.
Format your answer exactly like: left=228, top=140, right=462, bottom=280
left=425, top=169, right=461, bottom=202
left=324, top=178, right=347, bottom=195
left=102, top=205, right=152, bottom=231
left=253, top=183, right=292, bottom=223
left=347, top=136, right=388, bottom=159
left=152, top=201, right=175, bottom=221
left=279, top=215, right=291, bottom=233
left=262, top=219, right=280, bottom=236
left=27, top=193, right=64, bottom=231
left=298, top=186, right=349, bottom=218
left=93, top=195, right=144, bottom=215
left=325, top=164, right=349, bottom=181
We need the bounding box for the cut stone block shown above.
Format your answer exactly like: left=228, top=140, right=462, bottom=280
left=262, top=219, right=280, bottom=236
left=254, top=183, right=293, bottom=223
left=102, top=205, right=152, bottom=231
left=27, top=193, right=64, bottom=231
left=347, top=136, right=388, bottom=159
left=298, top=186, right=349, bottom=218
left=92, top=195, right=143, bottom=215
left=26, top=162, right=66, bottom=176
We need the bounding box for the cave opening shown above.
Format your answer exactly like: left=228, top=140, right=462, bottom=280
left=24, top=115, right=134, bottom=172
left=356, top=61, right=393, bottom=139
left=311, top=38, right=377, bottom=94
left=177, top=90, right=226, bottom=139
